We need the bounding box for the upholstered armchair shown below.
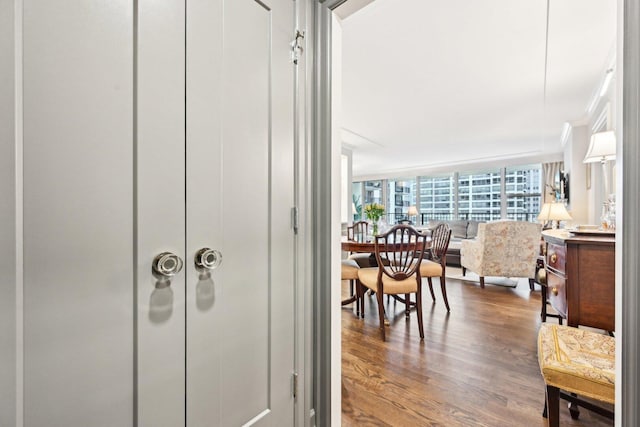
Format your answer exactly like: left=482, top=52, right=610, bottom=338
left=460, top=221, right=542, bottom=288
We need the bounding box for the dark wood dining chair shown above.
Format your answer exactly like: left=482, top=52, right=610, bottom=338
left=341, top=259, right=362, bottom=316
left=357, top=225, right=427, bottom=341
left=347, top=221, right=373, bottom=269
left=420, top=223, right=452, bottom=311
left=342, top=221, right=369, bottom=307
left=347, top=220, right=368, bottom=241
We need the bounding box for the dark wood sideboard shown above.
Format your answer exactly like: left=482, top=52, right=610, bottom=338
left=541, top=229, right=615, bottom=332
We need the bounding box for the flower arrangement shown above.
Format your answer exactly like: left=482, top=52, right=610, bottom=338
left=364, top=203, right=385, bottom=235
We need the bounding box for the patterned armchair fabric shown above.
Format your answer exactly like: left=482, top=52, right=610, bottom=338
left=460, top=220, right=541, bottom=279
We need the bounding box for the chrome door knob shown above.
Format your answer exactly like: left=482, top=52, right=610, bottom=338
left=153, top=252, right=184, bottom=278
left=195, top=248, right=222, bottom=270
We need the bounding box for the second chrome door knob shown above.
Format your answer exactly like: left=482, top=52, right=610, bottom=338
left=195, top=248, right=222, bottom=271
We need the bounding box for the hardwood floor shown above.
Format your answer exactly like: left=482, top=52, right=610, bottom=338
left=341, top=275, right=614, bottom=426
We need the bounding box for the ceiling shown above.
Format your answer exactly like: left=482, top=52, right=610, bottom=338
left=338, top=0, right=617, bottom=179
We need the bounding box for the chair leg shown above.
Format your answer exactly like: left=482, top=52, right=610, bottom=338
left=528, top=278, right=535, bottom=291
left=541, top=284, right=548, bottom=322
left=354, top=280, right=360, bottom=317
left=545, top=385, right=560, bottom=427
left=569, top=393, right=580, bottom=420
left=356, top=281, right=365, bottom=319
left=479, top=276, right=485, bottom=288
left=440, top=275, right=450, bottom=312
left=462, top=267, right=466, bottom=276
left=376, top=290, right=386, bottom=341
left=405, top=293, right=410, bottom=319
left=350, top=279, right=354, bottom=296
left=427, top=277, right=436, bottom=302
left=415, top=286, right=424, bottom=340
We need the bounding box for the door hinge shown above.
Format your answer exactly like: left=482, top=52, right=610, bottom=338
left=292, top=207, right=299, bottom=234
left=291, top=30, right=305, bottom=64
left=292, top=372, right=299, bottom=399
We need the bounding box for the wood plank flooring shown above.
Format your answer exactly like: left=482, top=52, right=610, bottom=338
left=341, top=274, right=614, bottom=426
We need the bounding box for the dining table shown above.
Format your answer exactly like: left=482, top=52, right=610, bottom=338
left=340, top=235, right=431, bottom=309
left=341, top=234, right=430, bottom=261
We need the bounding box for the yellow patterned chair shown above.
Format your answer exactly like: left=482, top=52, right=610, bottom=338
left=460, top=220, right=541, bottom=288
left=537, top=323, right=615, bottom=426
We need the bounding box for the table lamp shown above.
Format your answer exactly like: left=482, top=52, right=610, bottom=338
left=407, top=206, right=418, bottom=224
left=583, top=130, right=616, bottom=198
left=538, top=202, right=572, bottom=229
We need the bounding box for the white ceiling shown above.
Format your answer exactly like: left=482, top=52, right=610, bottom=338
left=338, top=0, right=617, bottom=179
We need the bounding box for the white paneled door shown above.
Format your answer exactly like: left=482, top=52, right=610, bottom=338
left=185, top=0, right=296, bottom=425
left=20, top=0, right=296, bottom=426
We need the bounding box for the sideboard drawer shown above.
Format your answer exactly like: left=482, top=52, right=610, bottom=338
left=546, top=270, right=567, bottom=319
left=547, top=243, right=566, bottom=274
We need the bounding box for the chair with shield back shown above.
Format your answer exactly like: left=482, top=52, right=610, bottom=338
left=420, top=223, right=452, bottom=311
left=347, top=220, right=372, bottom=268
left=357, top=225, right=427, bottom=341
left=347, top=220, right=369, bottom=241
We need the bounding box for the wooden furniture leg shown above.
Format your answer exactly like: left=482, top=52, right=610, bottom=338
left=545, top=385, right=560, bottom=427
left=569, top=393, right=580, bottom=420
left=440, top=276, right=450, bottom=312
left=376, top=290, right=386, bottom=341
left=426, top=277, right=436, bottom=302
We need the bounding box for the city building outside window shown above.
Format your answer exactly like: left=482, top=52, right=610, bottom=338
left=352, top=163, right=542, bottom=225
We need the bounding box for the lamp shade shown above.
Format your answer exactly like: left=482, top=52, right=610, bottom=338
left=584, top=131, right=616, bottom=163
left=407, top=206, right=418, bottom=216
left=538, top=202, right=573, bottom=222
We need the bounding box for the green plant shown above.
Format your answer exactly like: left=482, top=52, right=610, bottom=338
left=363, top=203, right=385, bottom=222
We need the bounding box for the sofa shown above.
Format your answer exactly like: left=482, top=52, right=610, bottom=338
left=423, top=219, right=483, bottom=267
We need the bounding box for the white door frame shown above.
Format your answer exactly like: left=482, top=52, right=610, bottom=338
left=311, top=0, right=640, bottom=425
left=619, top=1, right=640, bottom=425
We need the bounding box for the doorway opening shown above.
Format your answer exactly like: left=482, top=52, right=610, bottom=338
left=316, top=0, right=629, bottom=425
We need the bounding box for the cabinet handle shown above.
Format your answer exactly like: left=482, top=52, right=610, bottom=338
left=153, top=252, right=184, bottom=279
left=550, top=253, right=557, bottom=264
left=195, top=248, right=222, bottom=271
left=552, top=287, right=558, bottom=296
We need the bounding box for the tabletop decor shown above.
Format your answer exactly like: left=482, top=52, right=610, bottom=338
left=364, top=203, right=385, bottom=235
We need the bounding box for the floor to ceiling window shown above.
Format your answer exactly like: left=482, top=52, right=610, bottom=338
left=505, top=164, right=542, bottom=222
left=418, top=175, right=455, bottom=220
left=457, top=169, right=502, bottom=221
left=352, top=163, right=542, bottom=225
left=386, top=179, right=416, bottom=223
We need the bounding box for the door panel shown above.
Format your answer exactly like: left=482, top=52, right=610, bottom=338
left=220, top=3, right=271, bottom=424
left=185, top=0, right=224, bottom=424
left=1, top=1, right=16, bottom=425
left=23, top=1, right=134, bottom=425
left=136, top=0, right=186, bottom=425
left=186, top=0, right=296, bottom=425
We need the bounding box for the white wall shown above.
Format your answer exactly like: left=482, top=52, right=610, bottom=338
left=563, top=125, right=590, bottom=224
